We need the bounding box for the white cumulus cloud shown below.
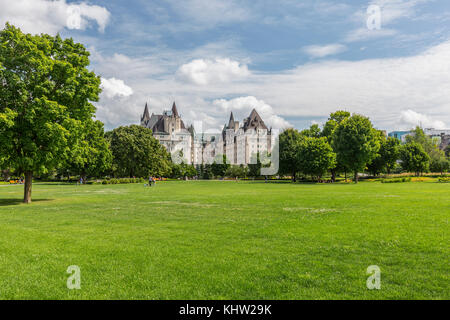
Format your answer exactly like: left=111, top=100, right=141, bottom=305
left=344, top=28, right=398, bottom=42
left=92, top=40, right=450, bottom=132
left=177, top=58, right=250, bottom=85
left=0, top=0, right=110, bottom=35
left=399, top=109, right=447, bottom=130
left=213, top=96, right=292, bottom=130
left=368, top=0, right=427, bottom=25
left=303, top=44, right=347, bottom=58
left=101, top=78, right=134, bottom=99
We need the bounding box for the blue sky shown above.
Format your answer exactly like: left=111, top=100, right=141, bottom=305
left=1, top=0, right=450, bottom=131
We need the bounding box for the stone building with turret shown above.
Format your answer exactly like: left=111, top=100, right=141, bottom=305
left=141, top=102, right=193, bottom=164
left=140, top=102, right=274, bottom=166
left=221, top=109, right=273, bottom=165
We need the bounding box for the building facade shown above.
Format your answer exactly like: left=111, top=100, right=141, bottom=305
left=140, top=102, right=274, bottom=166
left=423, top=128, right=450, bottom=150
left=388, top=128, right=450, bottom=150
left=221, top=110, right=274, bottom=165
left=141, top=102, right=194, bottom=164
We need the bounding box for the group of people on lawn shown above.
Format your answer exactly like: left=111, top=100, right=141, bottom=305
left=147, top=176, right=156, bottom=187
left=9, top=178, right=24, bottom=184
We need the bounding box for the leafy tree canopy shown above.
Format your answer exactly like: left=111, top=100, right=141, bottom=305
left=279, top=128, right=303, bottom=181
left=211, top=154, right=230, bottom=177
left=0, top=23, right=101, bottom=202
left=405, top=127, right=437, bottom=154
left=400, top=142, right=430, bottom=176
left=107, top=125, right=171, bottom=178
left=332, top=114, right=380, bottom=182
left=429, top=148, right=449, bottom=174
left=300, top=124, right=321, bottom=138
left=61, top=119, right=112, bottom=179
left=380, top=136, right=401, bottom=174
left=296, top=137, right=336, bottom=180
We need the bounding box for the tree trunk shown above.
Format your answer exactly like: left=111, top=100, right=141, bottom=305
left=292, top=172, right=296, bottom=183
left=331, top=169, right=336, bottom=183
left=345, top=171, right=347, bottom=182
left=81, top=170, right=87, bottom=184
left=354, top=171, right=359, bottom=183
left=24, top=171, right=33, bottom=204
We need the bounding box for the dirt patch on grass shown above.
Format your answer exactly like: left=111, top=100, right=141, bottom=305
left=90, top=190, right=124, bottom=194
left=147, top=201, right=217, bottom=208
left=282, top=207, right=339, bottom=219
left=283, top=207, right=336, bottom=213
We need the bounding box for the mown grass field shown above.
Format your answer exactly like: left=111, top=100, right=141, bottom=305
left=0, top=180, right=448, bottom=300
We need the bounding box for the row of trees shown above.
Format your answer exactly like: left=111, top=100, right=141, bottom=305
left=280, top=111, right=377, bottom=182
left=1, top=24, right=448, bottom=203
left=279, top=111, right=449, bottom=182
left=57, top=124, right=198, bottom=181
left=367, top=127, right=449, bottom=177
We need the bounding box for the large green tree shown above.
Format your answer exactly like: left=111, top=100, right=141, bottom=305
left=107, top=125, right=171, bottom=178
left=61, top=119, right=112, bottom=180
left=399, top=142, right=430, bottom=176
left=300, top=124, right=321, bottom=138
left=322, top=110, right=351, bottom=181
left=366, top=131, right=400, bottom=176
left=279, top=128, right=302, bottom=182
left=332, top=114, right=380, bottom=183
left=170, top=162, right=197, bottom=179
left=296, top=137, right=336, bottom=181
left=380, top=136, right=400, bottom=174
left=405, top=127, right=447, bottom=174
left=0, top=24, right=101, bottom=203
left=405, top=127, right=436, bottom=154
left=429, top=148, right=449, bottom=175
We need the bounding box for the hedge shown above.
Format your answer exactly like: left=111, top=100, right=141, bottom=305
left=381, top=177, right=412, bottom=183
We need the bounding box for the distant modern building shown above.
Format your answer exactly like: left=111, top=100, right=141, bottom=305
left=423, top=128, right=450, bottom=150
left=140, top=102, right=274, bottom=166
left=388, top=128, right=450, bottom=150
left=388, top=131, right=412, bottom=143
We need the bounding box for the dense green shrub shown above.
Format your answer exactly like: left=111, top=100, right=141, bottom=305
left=381, top=177, right=411, bottom=183
left=438, top=177, right=450, bottom=183
left=97, top=178, right=146, bottom=185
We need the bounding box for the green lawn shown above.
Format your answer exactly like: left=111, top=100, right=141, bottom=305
left=0, top=180, right=448, bottom=299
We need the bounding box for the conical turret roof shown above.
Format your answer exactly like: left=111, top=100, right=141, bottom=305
left=171, top=102, right=179, bottom=117
left=142, top=102, right=150, bottom=122
left=227, top=112, right=235, bottom=129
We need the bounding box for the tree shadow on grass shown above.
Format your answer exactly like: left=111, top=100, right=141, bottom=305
left=0, top=199, right=53, bottom=207
left=34, top=183, right=75, bottom=186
